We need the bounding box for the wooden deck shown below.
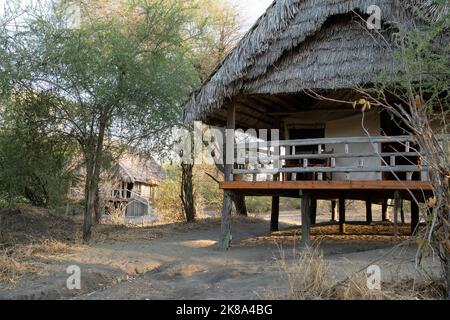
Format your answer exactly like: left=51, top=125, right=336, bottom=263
left=219, top=180, right=433, bottom=202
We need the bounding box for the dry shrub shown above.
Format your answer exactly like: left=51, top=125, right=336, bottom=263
left=278, top=244, right=330, bottom=299
left=105, top=203, right=126, bottom=225
left=277, top=244, right=445, bottom=300
left=155, top=179, right=184, bottom=222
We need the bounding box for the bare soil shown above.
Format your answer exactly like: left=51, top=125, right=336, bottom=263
left=0, top=207, right=442, bottom=300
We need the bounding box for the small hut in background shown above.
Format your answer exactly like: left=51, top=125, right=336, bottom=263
left=69, top=151, right=166, bottom=218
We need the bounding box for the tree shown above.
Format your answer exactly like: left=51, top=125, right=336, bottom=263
left=189, top=0, right=243, bottom=80
left=0, top=93, right=75, bottom=207
left=182, top=0, right=248, bottom=217
left=350, top=4, right=450, bottom=297
left=1, top=0, right=200, bottom=240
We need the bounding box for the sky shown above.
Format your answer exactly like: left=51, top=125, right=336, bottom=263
left=1, top=0, right=274, bottom=30
left=231, top=0, right=273, bottom=30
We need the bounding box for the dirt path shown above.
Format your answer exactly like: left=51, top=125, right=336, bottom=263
left=0, top=212, right=441, bottom=300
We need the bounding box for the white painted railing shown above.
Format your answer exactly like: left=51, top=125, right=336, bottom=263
left=233, top=135, right=429, bottom=182
left=108, top=188, right=151, bottom=216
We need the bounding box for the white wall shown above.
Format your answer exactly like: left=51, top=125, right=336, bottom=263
left=325, top=111, right=381, bottom=181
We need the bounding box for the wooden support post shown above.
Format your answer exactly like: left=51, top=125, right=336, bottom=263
left=271, top=196, right=280, bottom=232
left=400, top=200, right=405, bottom=223
left=411, top=201, right=420, bottom=236
left=219, top=191, right=233, bottom=250
left=311, top=198, right=317, bottom=225
left=331, top=200, right=337, bottom=222
left=382, top=199, right=389, bottom=222
left=393, top=191, right=401, bottom=241
left=219, top=104, right=235, bottom=250
left=301, top=192, right=312, bottom=247
left=365, top=196, right=372, bottom=225
left=339, top=197, right=346, bottom=234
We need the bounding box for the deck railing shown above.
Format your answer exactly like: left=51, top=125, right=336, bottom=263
left=233, top=135, right=429, bottom=182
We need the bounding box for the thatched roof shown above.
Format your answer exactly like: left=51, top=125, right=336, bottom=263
left=183, top=0, right=448, bottom=125
left=71, top=151, right=166, bottom=186
left=117, top=154, right=166, bottom=185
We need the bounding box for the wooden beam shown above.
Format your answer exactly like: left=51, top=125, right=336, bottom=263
left=366, top=196, right=373, bottom=225
left=411, top=201, right=420, bottom=236
left=301, top=192, right=312, bottom=247
left=271, top=196, right=280, bottom=232
left=219, top=180, right=433, bottom=191
left=339, top=197, right=346, bottom=234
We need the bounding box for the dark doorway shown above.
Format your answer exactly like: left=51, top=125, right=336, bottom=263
left=287, top=128, right=325, bottom=180
left=288, top=128, right=325, bottom=154
left=126, top=183, right=134, bottom=198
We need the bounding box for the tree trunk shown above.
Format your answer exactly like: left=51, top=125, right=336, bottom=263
left=181, top=163, right=196, bottom=223
left=446, top=250, right=450, bottom=300
left=83, top=154, right=94, bottom=242
left=94, top=186, right=102, bottom=224
left=83, top=117, right=107, bottom=242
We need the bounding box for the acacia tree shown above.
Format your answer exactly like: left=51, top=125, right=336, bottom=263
left=180, top=0, right=248, bottom=219
left=344, top=4, right=450, bottom=296
left=1, top=0, right=199, bottom=240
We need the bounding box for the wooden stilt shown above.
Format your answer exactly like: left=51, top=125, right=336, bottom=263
left=311, top=198, right=317, bottom=225
left=400, top=200, right=405, bottom=223
left=382, top=199, right=389, bottom=222
left=365, top=196, right=372, bottom=225
left=301, top=192, right=312, bottom=247
left=219, top=103, right=235, bottom=250
left=393, top=191, right=401, bottom=241
left=339, top=197, right=346, bottom=234
left=411, top=201, right=419, bottom=236
left=331, top=200, right=337, bottom=222
left=219, top=191, right=233, bottom=250
left=271, top=196, right=280, bottom=232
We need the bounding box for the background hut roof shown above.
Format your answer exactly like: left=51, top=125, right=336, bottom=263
left=118, top=154, right=166, bottom=185
left=183, top=0, right=448, bottom=124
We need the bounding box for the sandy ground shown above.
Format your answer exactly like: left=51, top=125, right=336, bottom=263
left=0, top=208, right=442, bottom=300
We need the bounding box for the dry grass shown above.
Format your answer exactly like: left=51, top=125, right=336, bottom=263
left=277, top=244, right=329, bottom=299
left=0, top=253, right=26, bottom=285
left=0, top=238, right=77, bottom=286
left=276, top=243, right=445, bottom=300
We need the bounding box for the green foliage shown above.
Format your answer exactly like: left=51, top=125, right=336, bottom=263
left=0, top=94, right=76, bottom=208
